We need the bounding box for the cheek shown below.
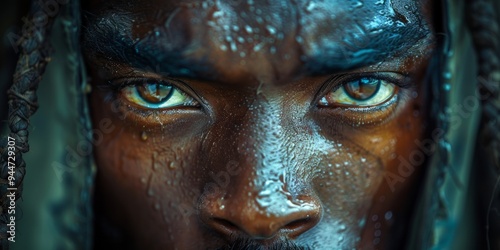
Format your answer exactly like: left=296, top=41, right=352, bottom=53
left=89, top=92, right=206, bottom=238
left=308, top=85, right=429, bottom=241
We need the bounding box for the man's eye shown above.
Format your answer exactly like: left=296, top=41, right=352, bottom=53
left=121, top=81, right=198, bottom=109
left=319, top=77, right=396, bottom=107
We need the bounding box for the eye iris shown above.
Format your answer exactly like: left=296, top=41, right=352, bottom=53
left=137, top=82, right=173, bottom=104
left=344, top=77, right=381, bottom=101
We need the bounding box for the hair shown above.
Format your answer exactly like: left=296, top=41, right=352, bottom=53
left=466, top=0, right=500, bottom=248
left=0, top=0, right=499, bottom=249
left=216, top=237, right=311, bottom=250
left=0, top=0, right=57, bottom=248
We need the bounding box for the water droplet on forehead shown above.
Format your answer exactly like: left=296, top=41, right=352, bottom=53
left=245, top=25, right=253, bottom=33
left=352, top=0, right=364, bottom=8
left=305, top=1, right=317, bottom=12
left=266, top=25, right=276, bottom=35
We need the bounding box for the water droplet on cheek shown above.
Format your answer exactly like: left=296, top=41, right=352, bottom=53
left=152, top=152, right=159, bottom=171
left=141, top=131, right=148, bottom=141
left=169, top=161, right=177, bottom=170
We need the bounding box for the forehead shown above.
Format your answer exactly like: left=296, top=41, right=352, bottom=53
left=83, top=0, right=433, bottom=83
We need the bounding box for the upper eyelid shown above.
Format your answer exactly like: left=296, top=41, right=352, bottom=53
left=109, top=77, right=208, bottom=106
left=320, top=72, right=405, bottom=91
left=312, top=72, right=410, bottom=107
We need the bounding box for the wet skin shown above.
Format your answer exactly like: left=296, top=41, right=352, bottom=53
left=83, top=0, right=436, bottom=249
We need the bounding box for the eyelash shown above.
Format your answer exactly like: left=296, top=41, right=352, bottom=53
left=102, top=77, right=202, bottom=118
left=319, top=72, right=412, bottom=96
left=314, top=72, right=414, bottom=125
left=101, top=73, right=414, bottom=126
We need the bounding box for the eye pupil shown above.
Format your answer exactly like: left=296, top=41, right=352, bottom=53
left=344, top=77, right=381, bottom=100
left=137, top=82, right=173, bottom=104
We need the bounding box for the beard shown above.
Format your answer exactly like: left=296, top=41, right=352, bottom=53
left=215, top=237, right=311, bottom=250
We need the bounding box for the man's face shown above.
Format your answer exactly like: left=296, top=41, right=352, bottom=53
left=83, top=0, right=435, bottom=249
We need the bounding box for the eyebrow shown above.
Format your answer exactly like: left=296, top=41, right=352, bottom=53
left=303, top=24, right=433, bottom=75
left=82, top=12, right=433, bottom=81
left=82, top=11, right=213, bottom=80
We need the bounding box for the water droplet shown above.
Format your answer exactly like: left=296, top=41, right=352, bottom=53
left=266, top=25, right=276, bottom=35
left=352, top=1, right=363, bottom=8
left=141, top=131, right=148, bottom=141
left=306, top=1, right=316, bottom=11
left=169, top=161, right=177, bottom=170
left=230, top=42, right=237, bottom=52
left=245, top=25, right=253, bottom=33
left=152, top=152, right=160, bottom=171
left=358, top=217, right=366, bottom=227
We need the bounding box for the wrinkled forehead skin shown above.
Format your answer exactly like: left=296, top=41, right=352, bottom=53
left=84, top=0, right=432, bottom=85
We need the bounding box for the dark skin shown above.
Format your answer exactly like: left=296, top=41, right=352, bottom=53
left=82, top=0, right=436, bottom=249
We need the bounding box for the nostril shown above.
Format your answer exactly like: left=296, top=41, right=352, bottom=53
left=283, top=218, right=311, bottom=230
left=211, top=218, right=240, bottom=235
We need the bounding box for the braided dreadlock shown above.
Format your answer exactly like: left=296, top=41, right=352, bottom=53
left=0, top=0, right=58, bottom=248
left=467, top=0, right=500, bottom=248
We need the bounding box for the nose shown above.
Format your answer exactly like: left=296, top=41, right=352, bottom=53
left=199, top=98, right=321, bottom=240
left=200, top=193, right=321, bottom=240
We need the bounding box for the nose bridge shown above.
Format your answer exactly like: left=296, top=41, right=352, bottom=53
left=245, top=100, right=294, bottom=207
left=199, top=98, right=322, bottom=240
